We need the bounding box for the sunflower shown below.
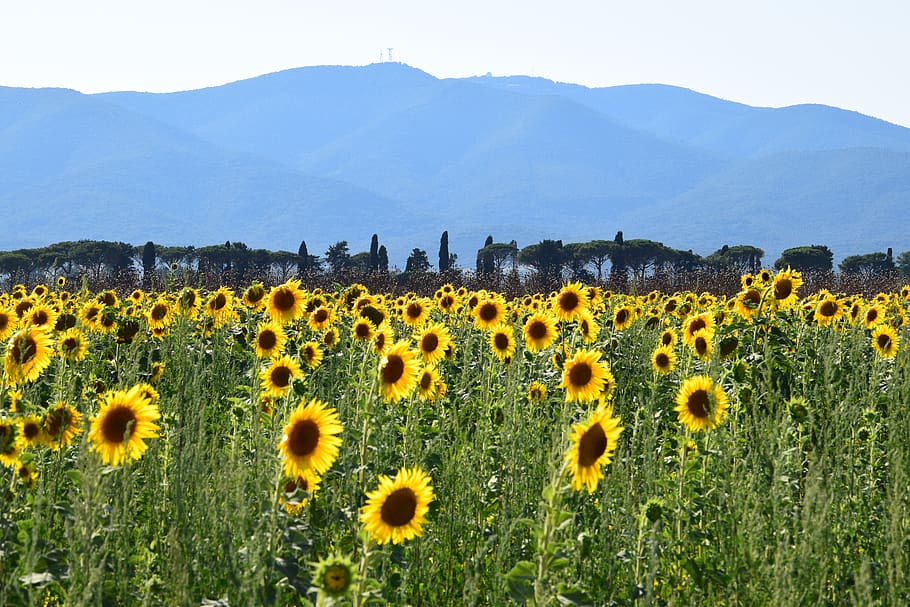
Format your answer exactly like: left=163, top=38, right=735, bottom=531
left=351, top=318, right=376, bottom=342
left=612, top=305, right=635, bottom=331
left=205, top=287, right=236, bottom=327
left=402, top=297, right=431, bottom=328
left=489, top=325, right=516, bottom=362
left=0, top=307, right=16, bottom=341
left=178, top=287, right=202, bottom=318
left=149, top=361, right=166, bottom=385
left=674, top=375, right=729, bottom=432
left=57, top=328, right=89, bottom=362
left=576, top=310, right=601, bottom=344
left=88, top=385, right=160, bottom=465
left=267, top=280, right=307, bottom=324
left=416, top=322, right=453, bottom=365
left=320, top=327, right=340, bottom=350
left=553, top=283, right=589, bottom=323
left=146, top=297, right=174, bottom=330
left=771, top=267, right=803, bottom=309
left=15, top=460, right=38, bottom=488
left=561, top=349, right=612, bottom=404
left=659, top=328, right=678, bottom=348
left=260, top=355, right=304, bottom=398
left=527, top=381, right=548, bottom=402
left=19, top=414, right=46, bottom=447
left=242, top=282, right=268, bottom=311
left=254, top=320, right=287, bottom=359
left=300, top=341, right=324, bottom=368
left=473, top=296, right=506, bottom=331
left=4, top=326, right=54, bottom=385
left=372, top=323, right=395, bottom=356
left=96, top=290, right=119, bottom=308
left=79, top=301, right=105, bottom=331
left=813, top=296, right=843, bottom=327
left=25, top=303, right=58, bottom=331
left=565, top=403, right=624, bottom=493
left=279, top=397, right=343, bottom=478
left=416, top=366, right=443, bottom=401
left=682, top=313, right=715, bottom=345
left=523, top=312, right=559, bottom=353
left=651, top=345, right=677, bottom=375
left=311, top=554, right=356, bottom=598
left=689, top=330, right=713, bottom=361
left=305, top=305, right=333, bottom=333
left=863, top=304, right=886, bottom=329
left=0, top=419, right=23, bottom=468
left=379, top=341, right=420, bottom=403
left=360, top=466, right=434, bottom=545
left=871, top=325, right=899, bottom=359
left=436, top=292, right=460, bottom=315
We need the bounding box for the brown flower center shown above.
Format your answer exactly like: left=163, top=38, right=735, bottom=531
left=686, top=389, right=710, bottom=418
left=101, top=405, right=136, bottom=444
left=383, top=355, right=405, bottom=384
left=270, top=365, right=292, bottom=388
left=380, top=488, right=417, bottom=526
left=568, top=362, right=592, bottom=387
left=288, top=419, right=319, bottom=456
left=578, top=422, right=607, bottom=467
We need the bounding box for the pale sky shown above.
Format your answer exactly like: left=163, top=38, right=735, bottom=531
left=2, top=0, right=909, bottom=127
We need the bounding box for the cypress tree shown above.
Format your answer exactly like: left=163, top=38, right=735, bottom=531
left=438, top=231, right=450, bottom=273
left=370, top=234, right=379, bottom=273
left=377, top=245, right=389, bottom=273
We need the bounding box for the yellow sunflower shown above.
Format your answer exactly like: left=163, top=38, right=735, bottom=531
left=242, top=282, right=268, bottom=311
left=659, top=328, right=678, bottom=348
left=682, top=313, right=715, bottom=345
left=351, top=318, right=376, bottom=342
left=528, top=381, right=548, bottom=402
left=689, top=329, right=713, bottom=361
left=379, top=341, right=420, bottom=403
left=322, top=327, right=340, bottom=350
left=281, top=469, right=322, bottom=515
left=88, top=385, right=160, bottom=465
left=553, top=283, right=589, bottom=323
left=612, top=305, right=635, bottom=331
left=205, top=286, right=236, bottom=327
left=674, top=375, right=729, bottom=432
left=300, top=341, right=324, bottom=368
left=813, top=296, right=843, bottom=327
left=402, top=297, right=432, bottom=328
left=416, top=322, right=453, bottom=366
left=0, top=419, right=23, bottom=468
left=651, top=345, right=677, bottom=375
left=488, top=324, right=516, bottom=362
left=372, top=323, right=395, bottom=356
left=254, top=320, right=287, bottom=359
left=416, top=366, right=443, bottom=402
left=307, top=305, right=335, bottom=332
left=561, top=349, right=613, bottom=404
left=4, top=326, right=54, bottom=385
left=278, top=397, right=343, bottom=478
left=267, top=280, right=307, bottom=324
left=565, top=403, right=624, bottom=493
left=734, top=288, right=763, bottom=319
left=472, top=296, right=506, bottom=331
left=25, top=303, right=58, bottom=331
left=771, top=267, right=803, bottom=309
left=57, top=328, right=88, bottom=362
left=523, top=311, right=559, bottom=353
left=19, top=414, right=46, bottom=447
left=0, top=307, right=16, bottom=341
left=863, top=304, right=886, bottom=329
left=576, top=310, right=601, bottom=344
left=359, top=466, right=434, bottom=545
left=260, top=355, right=304, bottom=398
left=871, top=324, right=899, bottom=359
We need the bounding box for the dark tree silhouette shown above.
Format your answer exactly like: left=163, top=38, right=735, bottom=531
left=438, top=231, right=450, bottom=273
left=369, top=234, right=379, bottom=273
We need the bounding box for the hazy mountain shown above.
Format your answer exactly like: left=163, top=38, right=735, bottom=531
left=3, top=63, right=910, bottom=264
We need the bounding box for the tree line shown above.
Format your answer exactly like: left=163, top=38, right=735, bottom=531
left=1, top=234, right=908, bottom=294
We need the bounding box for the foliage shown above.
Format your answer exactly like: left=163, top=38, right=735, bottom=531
left=774, top=245, right=834, bottom=272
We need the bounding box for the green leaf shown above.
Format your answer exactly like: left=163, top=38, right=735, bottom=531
left=505, top=560, right=536, bottom=603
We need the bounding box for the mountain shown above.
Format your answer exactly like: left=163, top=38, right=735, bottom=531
left=3, top=62, right=910, bottom=265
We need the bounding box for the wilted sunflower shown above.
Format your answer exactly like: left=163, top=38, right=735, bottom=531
left=771, top=267, right=803, bottom=309
left=360, top=466, right=434, bottom=545
left=279, top=397, right=343, bottom=478
left=651, top=345, right=677, bottom=375
left=5, top=326, right=54, bottom=385
left=300, top=341, right=324, bottom=368
left=57, top=328, right=88, bottom=362
left=527, top=381, right=548, bottom=402
left=488, top=325, right=516, bottom=362
left=565, top=403, right=624, bottom=493
left=379, top=341, right=420, bottom=403
left=561, top=349, right=612, bottom=404
left=254, top=320, right=287, bottom=359
left=553, top=283, right=588, bottom=323
left=267, top=280, right=307, bottom=324
left=674, top=375, right=729, bottom=432
left=260, top=355, right=304, bottom=398
left=523, top=312, right=558, bottom=353
left=88, top=385, right=160, bottom=465
left=311, top=554, right=356, bottom=599
left=871, top=324, right=899, bottom=359
left=281, top=469, right=322, bottom=515
left=416, top=322, right=453, bottom=365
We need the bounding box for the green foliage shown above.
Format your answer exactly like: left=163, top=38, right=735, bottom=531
left=705, top=244, right=764, bottom=273
left=774, top=245, right=834, bottom=272
left=839, top=251, right=894, bottom=275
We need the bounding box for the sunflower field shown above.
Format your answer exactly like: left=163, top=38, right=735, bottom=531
left=0, top=271, right=908, bottom=606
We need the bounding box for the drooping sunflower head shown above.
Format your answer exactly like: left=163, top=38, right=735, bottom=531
left=565, top=403, right=624, bottom=493
left=359, top=466, right=435, bottom=545
left=279, top=397, right=343, bottom=478
left=88, top=385, right=161, bottom=466
left=378, top=341, right=420, bottom=404
left=674, top=375, right=729, bottom=433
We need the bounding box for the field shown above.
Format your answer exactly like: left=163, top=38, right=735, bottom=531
left=1, top=271, right=908, bottom=606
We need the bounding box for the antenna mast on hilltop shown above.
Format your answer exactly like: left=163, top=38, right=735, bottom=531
left=387, top=47, right=394, bottom=62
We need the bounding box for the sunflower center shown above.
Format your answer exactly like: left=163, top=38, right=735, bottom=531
left=10, top=335, right=37, bottom=365
left=615, top=309, right=629, bottom=325
left=578, top=422, right=608, bottom=467
left=661, top=332, right=674, bottom=346
left=558, top=292, right=579, bottom=312
left=655, top=352, right=669, bottom=368
left=568, top=362, right=592, bottom=387
left=383, top=355, right=405, bottom=384
left=478, top=303, right=498, bottom=322
left=22, top=421, right=41, bottom=440
left=421, top=333, right=439, bottom=353
left=819, top=300, right=837, bottom=317
left=866, top=310, right=878, bottom=323
left=151, top=305, right=168, bottom=320
left=313, top=309, right=329, bottom=323
left=288, top=419, right=319, bottom=456
left=878, top=334, right=891, bottom=350
left=355, top=323, right=371, bottom=338
left=273, top=289, right=295, bottom=312
left=258, top=330, right=277, bottom=350
left=494, top=333, right=510, bottom=350
left=420, top=372, right=433, bottom=390
left=406, top=303, right=422, bottom=319
left=304, top=346, right=316, bottom=362
left=695, top=337, right=709, bottom=356
left=270, top=365, right=292, bottom=388
left=45, top=411, right=65, bottom=437
left=528, top=320, right=547, bottom=340
left=101, top=405, right=137, bottom=444
left=32, top=310, right=49, bottom=325
left=774, top=279, right=793, bottom=300
left=688, top=318, right=706, bottom=333
left=212, top=293, right=227, bottom=310
left=686, top=389, right=710, bottom=418
left=380, top=488, right=417, bottom=527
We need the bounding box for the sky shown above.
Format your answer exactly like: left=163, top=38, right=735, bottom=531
left=1, top=1, right=909, bottom=127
